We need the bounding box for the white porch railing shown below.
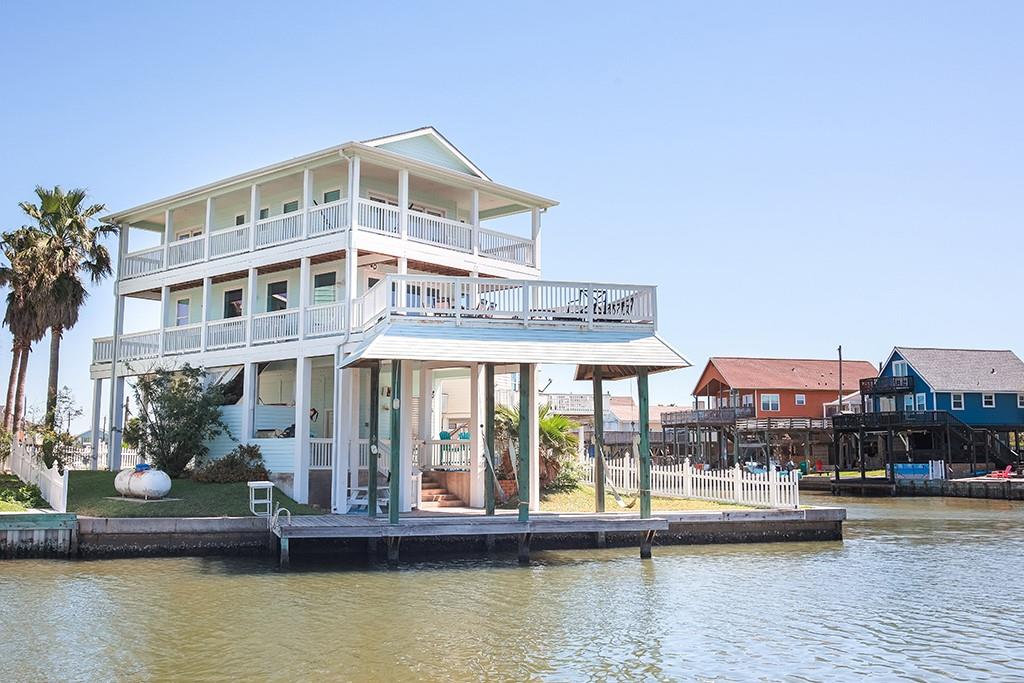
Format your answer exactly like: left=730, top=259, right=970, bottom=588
left=58, top=443, right=142, bottom=471
left=308, top=199, right=349, bottom=237
left=119, top=331, right=161, bottom=361
left=167, top=234, right=205, bottom=268
left=423, top=439, right=472, bottom=470
left=305, top=302, right=347, bottom=338
left=8, top=442, right=68, bottom=512
left=478, top=228, right=534, bottom=266
left=542, top=393, right=595, bottom=414
left=93, top=337, right=114, bottom=363
left=206, top=318, right=247, bottom=350
left=407, top=212, right=473, bottom=252
left=310, top=438, right=332, bottom=469
left=353, top=275, right=657, bottom=330
left=210, top=225, right=250, bottom=258
left=254, top=213, right=303, bottom=249
left=251, top=309, right=299, bottom=344
left=356, top=198, right=400, bottom=236
left=164, top=323, right=203, bottom=354
left=122, top=246, right=165, bottom=278
left=582, top=458, right=800, bottom=510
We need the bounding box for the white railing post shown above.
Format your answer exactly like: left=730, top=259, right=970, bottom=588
left=204, top=196, right=214, bottom=262
left=471, top=188, right=480, bottom=257
left=531, top=207, right=541, bottom=270
left=162, top=208, right=172, bottom=273
left=158, top=285, right=169, bottom=356
left=249, top=184, right=259, bottom=252
left=587, top=285, right=595, bottom=330
left=298, top=256, right=310, bottom=341
left=683, top=457, right=692, bottom=498
left=522, top=281, right=531, bottom=326
left=398, top=168, right=409, bottom=240
left=768, top=467, right=778, bottom=507
left=302, top=167, right=312, bottom=239
left=201, top=276, right=211, bottom=351
left=247, top=267, right=258, bottom=346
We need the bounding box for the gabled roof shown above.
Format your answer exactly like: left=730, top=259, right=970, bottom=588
left=363, top=127, right=491, bottom=180
left=604, top=397, right=679, bottom=425
left=693, top=357, right=877, bottom=395
left=892, top=347, right=1024, bottom=393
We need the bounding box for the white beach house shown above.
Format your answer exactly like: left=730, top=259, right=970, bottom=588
left=89, top=127, right=688, bottom=518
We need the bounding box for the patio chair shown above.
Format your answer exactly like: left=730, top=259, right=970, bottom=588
left=987, top=465, right=1013, bottom=479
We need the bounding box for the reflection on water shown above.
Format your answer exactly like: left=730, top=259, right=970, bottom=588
left=3, top=495, right=1024, bottom=682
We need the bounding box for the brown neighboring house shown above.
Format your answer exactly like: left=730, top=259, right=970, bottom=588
left=693, top=357, right=878, bottom=419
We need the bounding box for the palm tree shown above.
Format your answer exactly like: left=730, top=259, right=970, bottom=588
left=0, top=228, right=49, bottom=433
left=18, top=186, right=117, bottom=431
left=495, top=403, right=580, bottom=486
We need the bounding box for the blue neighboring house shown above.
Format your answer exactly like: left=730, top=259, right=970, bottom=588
left=871, top=347, right=1024, bottom=429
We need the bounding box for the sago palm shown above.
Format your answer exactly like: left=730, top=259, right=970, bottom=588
left=494, top=403, right=580, bottom=486
left=19, top=186, right=117, bottom=430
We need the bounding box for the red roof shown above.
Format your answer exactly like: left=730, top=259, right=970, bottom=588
left=694, top=357, right=878, bottom=394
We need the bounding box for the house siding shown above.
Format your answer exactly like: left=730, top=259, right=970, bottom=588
left=873, top=351, right=935, bottom=411
left=935, top=391, right=1024, bottom=426
left=751, top=389, right=844, bottom=419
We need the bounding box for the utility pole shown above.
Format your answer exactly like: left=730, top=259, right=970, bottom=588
left=838, top=345, right=844, bottom=410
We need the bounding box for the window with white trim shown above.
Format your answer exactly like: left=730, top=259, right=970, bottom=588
left=760, top=394, right=780, bottom=412
left=323, top=189, right=341, bottom=203
left=915, top=393, right=926, bottom=411
left=951, top=393, right=964, bottom=410
left=176, top=227, right=203, bottom=240
left=1018, top=394, right=1024, bottom=409
left=235, top=213, right=246, bottom=226
left=175, top=298, right=190, bottom=326
left=892, top=360, right=908, bottom=377
left=982, top=393, right=996, bottom=408
left=282, top=200, right=299, bottom=214
left=741, top=394, right=754, bottom=407
left=903, top=394, right=914, bottom=410
left=795, top=394, right=806, bottom=406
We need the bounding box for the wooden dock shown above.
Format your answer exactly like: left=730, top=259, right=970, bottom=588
left=273, top=511, right=668, bottom=566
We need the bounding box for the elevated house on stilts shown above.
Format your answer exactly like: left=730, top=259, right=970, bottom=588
left=89, top=127, right=692, bottom=562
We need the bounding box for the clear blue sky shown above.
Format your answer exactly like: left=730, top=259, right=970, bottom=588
left=1, top=1, right=1022, bottom=431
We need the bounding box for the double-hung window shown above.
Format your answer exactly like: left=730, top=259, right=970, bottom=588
left=794, top=394, right=806, bottom=406
left=892, top=360, right=908, bottom=377
left=951, top=393, right=964, bottom=410
left=903, top=395, right=915, bottom=410
left=1018, top=394, right=1024, bottom=409
left=760, top=393, right=780, bottom=412
left=175, top=299, right=190, bottom=326
left=313, top=272, right=337, bottom=304
left=915, top=393, right=927, bottom=411
left=982, top=393, right=996, bottom=409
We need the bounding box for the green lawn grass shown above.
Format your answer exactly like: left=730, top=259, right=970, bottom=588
left=501, top=484, right=749, bottom=513
left=67, top=470, right=321, bottom=518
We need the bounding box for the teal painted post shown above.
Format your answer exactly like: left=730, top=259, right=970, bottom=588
left=485, top=363, right=496, bottom=516
left=389, top=359, right=402, bottom=525
left=593, top=367, right=605, bottom=513
left=518, top=363, right=530, bottom=522
left=638, top=368, right=652, bottom=519
left=368, top=362, right=380, bottom=518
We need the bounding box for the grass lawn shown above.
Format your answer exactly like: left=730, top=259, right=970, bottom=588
left=803, top=469, right=886, bottom=479
left=0, top=473, right=39, bottom=512
left=501, top=485, right=749, bottom=513
left=67, top=470, right=321, bottom=518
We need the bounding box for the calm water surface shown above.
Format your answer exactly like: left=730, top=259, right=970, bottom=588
left=3, top=494, right=1023, bottom=682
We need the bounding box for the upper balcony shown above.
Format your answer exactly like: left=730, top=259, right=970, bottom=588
left=91, top=274, right=658, bottom=366
left=114, top=148, right=547, bottom=287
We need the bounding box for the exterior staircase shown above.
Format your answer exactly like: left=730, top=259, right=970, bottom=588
left=419, top=471, right=465, bottom=508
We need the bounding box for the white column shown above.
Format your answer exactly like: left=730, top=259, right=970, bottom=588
left=400, top=360, right=414, bottom=511
left=469, top=363, right=485, bottom=508
left=398, top=168, right=409, bottom=240
left=204, top=196, right=214, bottom=261
left=302, top=167, right=312, bottom=238
left=200, top=276, right=211, bottom=351
left=163, top=208, right=173, bottom=269
left=347, top=368, right=362, bottom=492
left=471, top=189, right=480, bottom=257
left=345, top=156, right=360, bottom=335
left=106, top=293, right=125, bottom=470
left=331, top=350, right=348, bottom=513
left=158, top=285, right=170, bottom=356
left=298, top=256, right=310, bottom=340
left=89, top=379, right=103, bottom=470
left=529, top=363, right=540, bottom=511
left=246, top=267, right=258, bottom=344
left=249, top=184, right=259, bottom=251
left=241, top=361, right=256, bottom=444
left=418, top=365, right=433, bottom=467
left=397, top=256, right=408, bottom=308
left=531, top=207, right=542, bottom=271
left=295, top=356, right=312, bottom=504
left=109, top=376, right=125, bottom=471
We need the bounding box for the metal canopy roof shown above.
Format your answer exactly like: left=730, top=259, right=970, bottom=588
left=339, top=324, right=690, bottom=381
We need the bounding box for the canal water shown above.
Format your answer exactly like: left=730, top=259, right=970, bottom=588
left=3, top=495, right=1023, bottom=682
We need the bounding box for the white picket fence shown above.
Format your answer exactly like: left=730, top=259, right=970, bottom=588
left=7, top=442, right=69, bottom=513
left=53, top=443, right=144, bottom=471
left=582, top=457, right=800, bottom=509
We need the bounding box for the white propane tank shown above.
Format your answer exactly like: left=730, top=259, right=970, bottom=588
left=114, top=465, right=172, bottom=500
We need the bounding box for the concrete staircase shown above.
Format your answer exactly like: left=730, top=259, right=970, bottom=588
left=419, top=471, right=465, bottom=508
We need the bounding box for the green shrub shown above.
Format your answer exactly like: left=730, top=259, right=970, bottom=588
left=0, top=478, right=45, bottom=508
left=0, top=429, right=10, bottom=468
left=546, top=457, right=585, bottom=493
left=192, top=444, right=269, bottom=484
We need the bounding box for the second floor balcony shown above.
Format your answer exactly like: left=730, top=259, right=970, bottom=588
left=92, top=275, right=658, bottom=366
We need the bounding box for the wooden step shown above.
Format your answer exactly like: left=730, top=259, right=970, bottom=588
left=420, top=499, right=466, bottom=508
